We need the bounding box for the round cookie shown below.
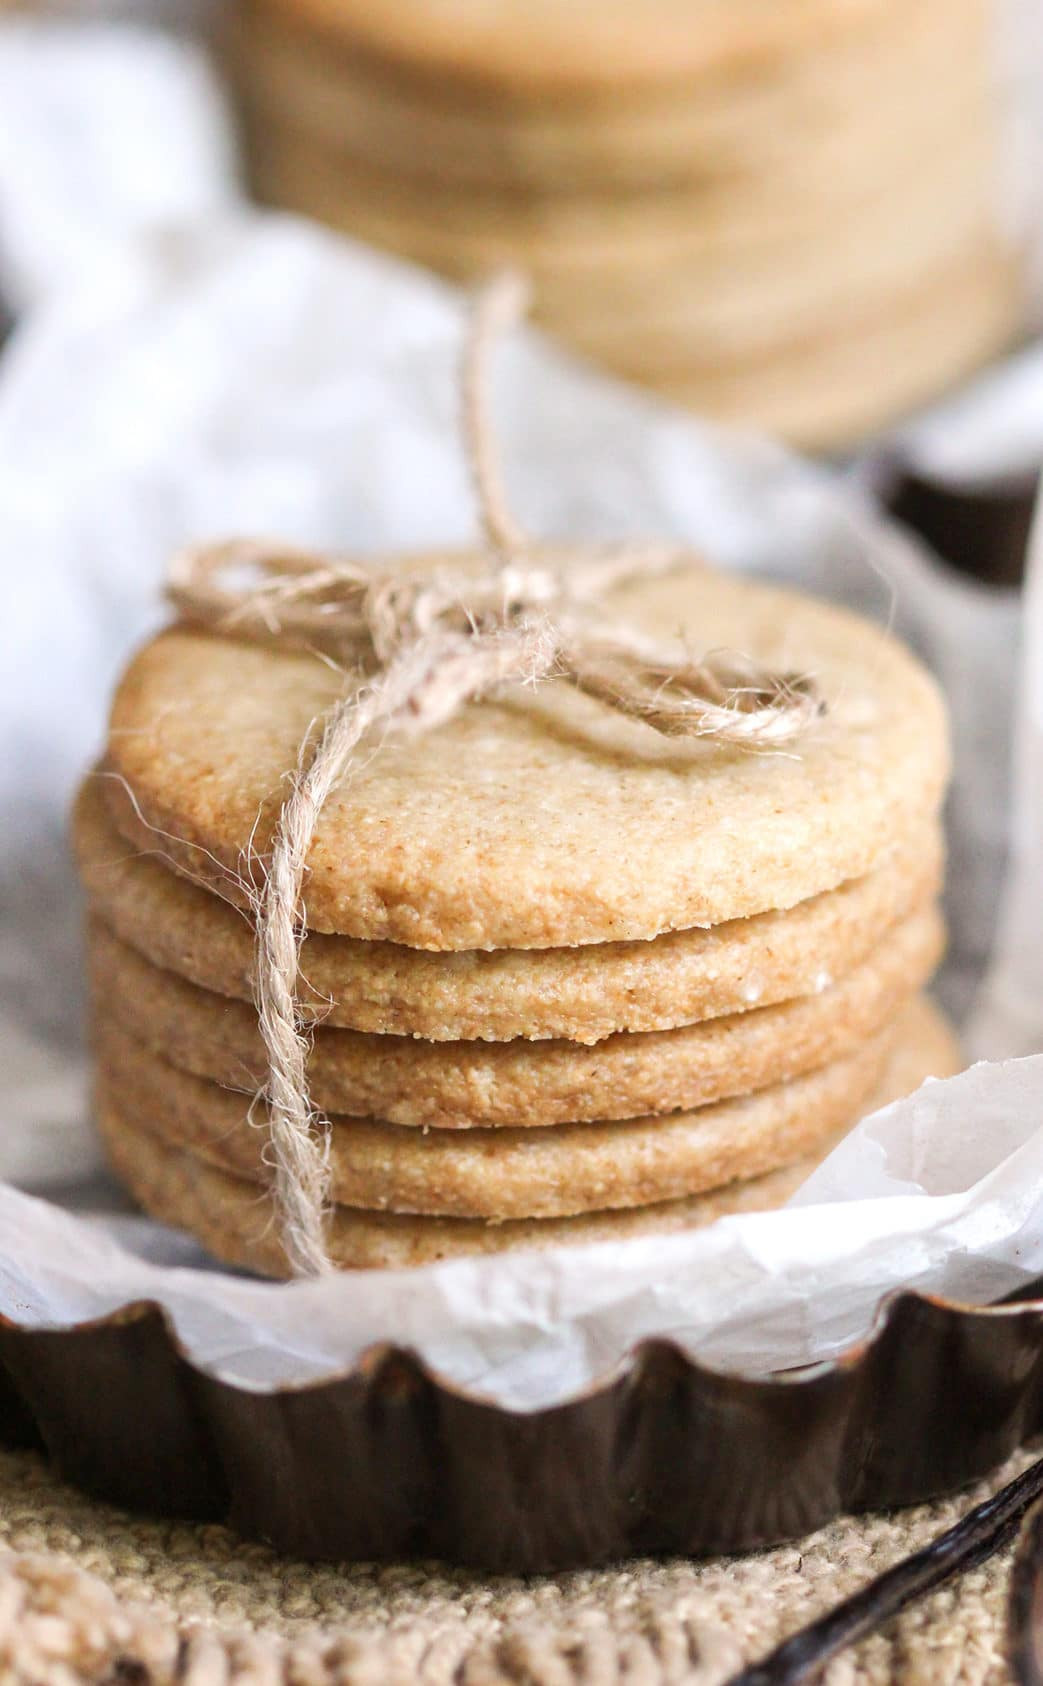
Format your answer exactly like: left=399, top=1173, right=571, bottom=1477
left=87, top=906, right=943, bottom=1127
left=93, top=1017, right=897, bottom=1219
left=95, top=997, right=962, bottom=1272
left=96, top=1101, right=843, bottom=1272
left=103, top=562, right=950, bottom=949
left=596, top=244, right=1019, bottom=448
left=552, top=192, right=999, bottom=361
left=74, top=778, right=943, bottom=1043
left=246, top=133, right=1013, bottom=447
left=250, top=0, right=907, bottom=99
left=234, top=0, right=979, bottom=195
left=244, top=111, right=992, bottom=284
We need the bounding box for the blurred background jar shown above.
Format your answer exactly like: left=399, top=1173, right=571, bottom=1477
left=221, top=0, right=1029, bottom=452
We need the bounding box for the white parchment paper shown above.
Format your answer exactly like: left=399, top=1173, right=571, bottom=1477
left=3, top=17, right=1043, bottom=1405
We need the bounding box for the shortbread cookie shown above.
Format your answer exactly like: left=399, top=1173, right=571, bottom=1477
left=597, top=244, right=1019, bottom=448
left=103, top=563, right=950, bottom=949
left=235, top=0, right=980, bottom=194
left=245, top=111, right=992, bottom=291
left=74, top=779, right=943, bottom=1043
left=95, top=997, right=962, bottom=1270
left=96, top=1100, right=842, bottom=1270
left=249, top=110, right=1013, bottom=448
left=87, top=906, right=942, bottom=1127
left=553, top=200, right=1001, bottom=363
left=93, top=1018, right=897, bottom=1218
left=251, top=0, right=926, bottom=98
left=250, top=133, right=1013, bottom=447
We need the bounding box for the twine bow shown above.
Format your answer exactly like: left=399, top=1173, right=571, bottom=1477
left=167, top=273, right=821, bottom=1277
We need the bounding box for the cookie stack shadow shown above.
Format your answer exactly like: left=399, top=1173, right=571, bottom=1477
left=77, top=564, right=960, bottom=1273
left=225, top=0, right=1020, bottom=448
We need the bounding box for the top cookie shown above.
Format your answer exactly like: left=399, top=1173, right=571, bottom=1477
left=253, top=0, right=890, bottom=99
left=103, top=559, right=949, bottom=951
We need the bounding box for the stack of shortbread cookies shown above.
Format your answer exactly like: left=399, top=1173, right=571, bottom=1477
left=77, top=563, right=959, bottom=1273
left=227, top=0, right=1019, bottom=448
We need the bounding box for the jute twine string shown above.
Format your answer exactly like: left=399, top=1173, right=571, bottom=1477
left=166, top=272, right=821, bottom=1278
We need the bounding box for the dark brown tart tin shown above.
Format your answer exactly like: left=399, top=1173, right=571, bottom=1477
left=2, top=1286, right=1043, bottom=1569
left=864, top=450, right=1037, bottom=587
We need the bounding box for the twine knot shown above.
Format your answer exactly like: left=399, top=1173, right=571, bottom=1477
left=165, top=272, right=821, bottom=1277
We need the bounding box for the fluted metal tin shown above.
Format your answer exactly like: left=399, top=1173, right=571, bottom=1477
left=1, top=1287, right=1043, bottom=1570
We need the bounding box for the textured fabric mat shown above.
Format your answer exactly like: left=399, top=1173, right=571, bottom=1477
left=0, top=1442, right=1032, bottom=1684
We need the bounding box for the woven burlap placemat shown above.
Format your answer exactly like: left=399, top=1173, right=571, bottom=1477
left=0, top=1442, right=1030, bottom=1684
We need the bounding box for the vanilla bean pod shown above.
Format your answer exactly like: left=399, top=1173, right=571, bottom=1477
left=1008, top=1490, right=1043, bottom=1685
